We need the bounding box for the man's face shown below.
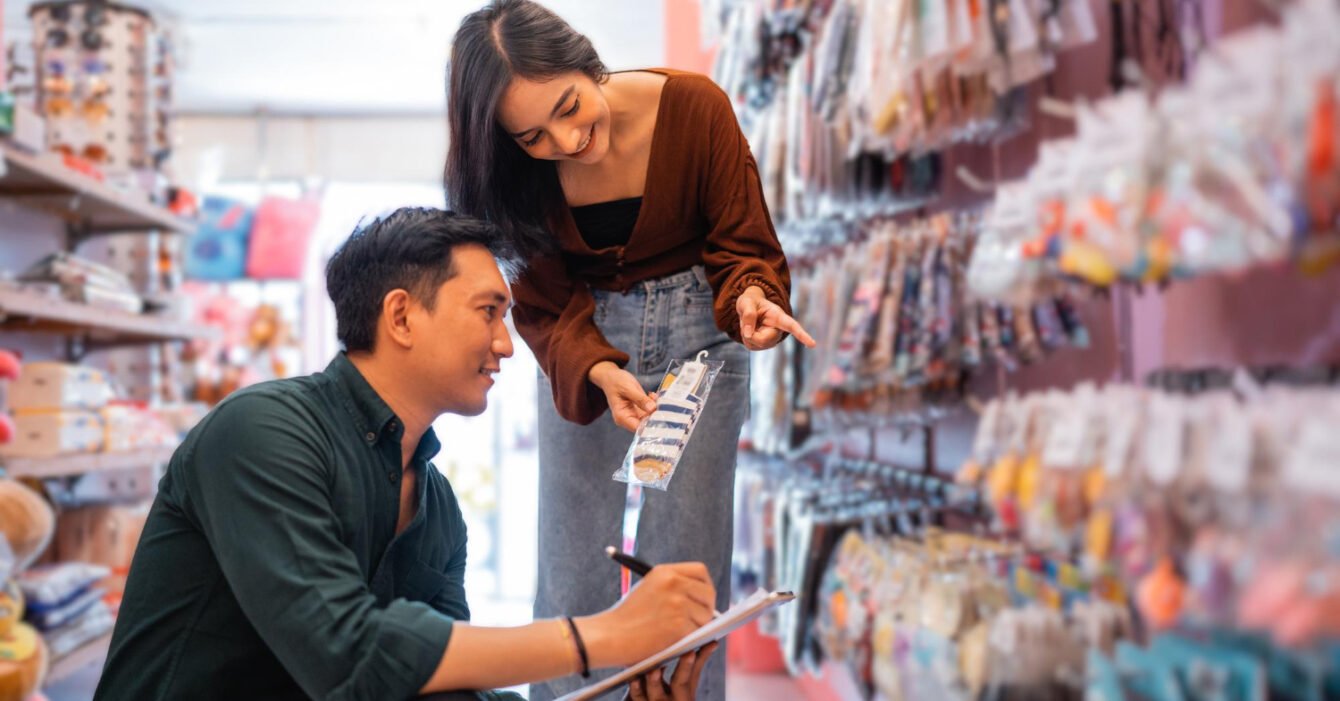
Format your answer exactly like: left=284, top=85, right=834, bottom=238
left=407, top=244, right=514, bottom=416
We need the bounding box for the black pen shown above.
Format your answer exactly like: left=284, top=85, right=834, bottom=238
left=605, top=546, right=653, bottom=577
left=606, top=546, right=721, bottom=618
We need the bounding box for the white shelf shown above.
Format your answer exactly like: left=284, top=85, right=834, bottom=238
left=0, top=140, right=194, bottom=234
left=45, top=631, right=113, bottom=686
left=2, top=446, right=176, bottom=479
left=0, top=287, right=221, bottom=345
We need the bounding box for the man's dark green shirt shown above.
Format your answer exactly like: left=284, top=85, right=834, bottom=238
left=94, top=354, right=470, bottom=700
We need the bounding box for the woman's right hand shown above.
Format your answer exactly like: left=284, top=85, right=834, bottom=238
left=589, top=361, right=657, bottom=432
left=579, top=562, right=717, bottom=668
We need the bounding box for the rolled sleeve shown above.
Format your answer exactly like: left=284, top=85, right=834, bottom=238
left=430, top=527, right=471, bottom=622
left=180, top=394, right=455, bottom=700
left=695, top=80, right=793, bottom=342
left=511, top=253, right=630, bottom=425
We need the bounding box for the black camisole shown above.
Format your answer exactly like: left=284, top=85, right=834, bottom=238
left=569, top=197, right=643, bottom=250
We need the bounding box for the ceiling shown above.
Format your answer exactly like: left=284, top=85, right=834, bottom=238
left=3, top=0, right=667, bottom=114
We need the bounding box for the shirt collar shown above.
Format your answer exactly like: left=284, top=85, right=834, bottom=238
left=324, top=354, right=444, bottom=464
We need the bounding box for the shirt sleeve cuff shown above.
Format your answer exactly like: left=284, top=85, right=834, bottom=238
left=381, top=603, right=457, bottom=700
left=716, top=273, right=793, bottom=342
left=553, top=344, right=631, bottom=426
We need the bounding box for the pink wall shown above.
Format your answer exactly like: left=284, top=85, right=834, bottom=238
left=663, top=0, right=716, bottom=73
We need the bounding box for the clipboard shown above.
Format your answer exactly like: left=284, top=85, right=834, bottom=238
left=555, top=589, right=796, bottom=701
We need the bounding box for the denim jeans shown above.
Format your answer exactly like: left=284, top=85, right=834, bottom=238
left=530, top=266, right=749, bottom=701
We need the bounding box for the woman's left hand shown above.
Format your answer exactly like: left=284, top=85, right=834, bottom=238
left=624, top=642, right=719, bottom=701
left=736, top=286, right=816, bottom=351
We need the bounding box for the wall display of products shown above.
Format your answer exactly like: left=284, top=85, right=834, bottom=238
left=185, top=195, right=321, bottom=282
left=966, top=0, right=1340, bottom=304
left=716, top=0, right=1340, bottom=697
left=19, top=562, right=115, bottom=656
left=179, top=286, right=302, bottom=406
left=732, top=452, right=985, bottom=675
left=1, top=4, right=207, bottom=685
left=0, top=360, right=200, bottom=459
left=712, top=0, right=1097, bottom=223
left=14, top=252, right=144, bottom=315
left=963, top=377, right=1340, bottom=643
left=28, top=0, right=176, bottom=174
left=748, top=213, right=1088, bottom=454
left=0, top=480, right=60, bottom=700
left=735, top=370, right=1340, bottom=700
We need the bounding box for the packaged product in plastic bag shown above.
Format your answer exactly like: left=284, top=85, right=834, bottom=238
left=613, top=351, right=724, bottom=491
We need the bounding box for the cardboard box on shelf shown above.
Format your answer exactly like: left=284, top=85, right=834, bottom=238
left=53, top=504, right=149, bottom=596
left=8, top=362, right=116, bottom=412
left=99, top=403, right=176, bottom=452
left=0, top=411, right=103, bottom=458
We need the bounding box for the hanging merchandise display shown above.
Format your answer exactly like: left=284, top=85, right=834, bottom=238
left=747, top=212, right=1088, bottom=454
left=731, top=451, right=988, bottom=678
left=954, top=373, right=1340, bottom=700
left=712, top=0, right=1097, bottom=223
left=719, top=0, right=1340, bottom=692
left=963, top=374, right=1340, bottom=640
left=736, top=367, right=1340, bottom=700
left=28, top=0, right=176, bottom=174
left=244, top=196, right=322, bottom=281
left=966, top=0, right=1340, bottom=302
left=185, top=197, right=254, bottom=281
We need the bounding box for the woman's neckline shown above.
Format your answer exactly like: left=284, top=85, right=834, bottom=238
left=570, top=196, right=644, bottom=210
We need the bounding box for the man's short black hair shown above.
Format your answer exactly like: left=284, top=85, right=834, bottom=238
left=325, top=207, right=516, bottom=353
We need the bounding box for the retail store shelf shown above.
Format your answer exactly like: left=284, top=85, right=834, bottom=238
left=0, top=287, right=221, bottom=345
left=2, top=446, right=177, bottom=479
left=0, top=141, right=194, bottom=234
left=46, top=632, right=113, bottom=686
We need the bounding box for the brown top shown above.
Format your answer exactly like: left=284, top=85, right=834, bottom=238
left=511, top=69, right=793, bottom=425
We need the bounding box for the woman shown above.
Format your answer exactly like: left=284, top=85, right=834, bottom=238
left=445, top=3, right=814, bottom=699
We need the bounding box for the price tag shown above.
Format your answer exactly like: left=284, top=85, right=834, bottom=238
left=662, top=359, right=706, bottom=403
left=1284, top=412, right=1340, bottom=497
left=1043, top=384, right=1096, bottom=469
left=1032, top=140, right=1077, bottom=201
left=972, top=399, right=1002, bottom=463
left=1102, top=389, right=1141, bottom=478
left=1142, top=395, right=1186, bottom=485
left=1007, top=395, right=1036, bottom=455
left=1043, top=398, right=1087, bottom=469
left=1204, top=398, right=1253, bottom=493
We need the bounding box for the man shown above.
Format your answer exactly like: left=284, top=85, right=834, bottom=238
left=95, top=208, right=717, bottom=701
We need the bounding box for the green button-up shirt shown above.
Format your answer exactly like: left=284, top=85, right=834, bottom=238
left=95, top=354, right=472, bottom=701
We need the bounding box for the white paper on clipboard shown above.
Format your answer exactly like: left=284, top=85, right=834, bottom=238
left=555, top=589, right=796, bottom=701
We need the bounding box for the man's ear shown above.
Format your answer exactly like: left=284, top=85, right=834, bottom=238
left=381, top=289, right=415, bottom=350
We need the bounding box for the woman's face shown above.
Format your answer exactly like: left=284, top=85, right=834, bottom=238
left=495, top=71, right=611, bottom=164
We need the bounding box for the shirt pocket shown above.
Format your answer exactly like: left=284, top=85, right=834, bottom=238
left=404, top=560, right=470, bottom=621
left=403, top=560, right=448, bottom=603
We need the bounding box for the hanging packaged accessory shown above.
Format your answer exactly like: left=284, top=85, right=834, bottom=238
left=613, top=351, right=724, bottom=491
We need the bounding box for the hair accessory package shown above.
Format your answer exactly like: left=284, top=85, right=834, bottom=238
left=613, top=351, right=723, bottom=491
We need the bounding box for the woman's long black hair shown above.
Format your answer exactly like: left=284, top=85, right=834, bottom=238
left=445, top=0, right=608, bottom=259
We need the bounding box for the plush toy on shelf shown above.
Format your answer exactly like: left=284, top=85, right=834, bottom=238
left=0, top=480, right=55, bottom=700
left=0, top=578, right=46, bottom=701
